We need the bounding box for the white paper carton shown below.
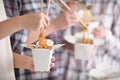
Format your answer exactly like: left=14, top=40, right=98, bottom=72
left=32, top=49, right=52, bottom=71
left=21, top=39, right=64, bottom=71
left=64, top=32, right=104, bottom=60
left=74, top=32, right=94, bottom=60
left=74, top=43, right=94, bottom=60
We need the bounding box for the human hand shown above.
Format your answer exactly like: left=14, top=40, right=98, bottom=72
left=51, top=0, right=78, bottom=30
left=14, top=53, right=55, bottom=72
left=19, top=12, right=50, bottom=30
left=92, top=26, right=105, bottom=39
left=26, top=56, right=55, bottom=72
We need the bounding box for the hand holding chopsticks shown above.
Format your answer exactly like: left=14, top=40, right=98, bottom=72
left=40, top=0, right=51, bottom=30
left=52, top=0, right=88, bottom=30
left=38, top=0, right=51, bottom=49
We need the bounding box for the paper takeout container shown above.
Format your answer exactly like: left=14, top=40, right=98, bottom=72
left=74, top=43, right=94, bottom=60
left=22, top=39, right=64, bottom=71
left=32, top=44, right=64, bottom=71
left=64, top=32, right=104, bottom=60
left=32, top=49, right=52, bottom=71
left=74, top=32, right=94, bottom=60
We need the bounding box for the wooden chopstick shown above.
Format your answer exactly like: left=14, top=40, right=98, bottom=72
left=41, top=0, right=43, bottom=12
left=40, top=0, right=44, bottom=32
left=51, top=0, right=65, bottom=12
left=59, top=0, right=72, bottom=12
left=46, top=0, right=51, bottom=16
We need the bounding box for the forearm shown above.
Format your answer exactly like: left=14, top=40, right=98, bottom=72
left=13, top=52, right=33, bottom=70
left=0, top=16, right=22, bottom=39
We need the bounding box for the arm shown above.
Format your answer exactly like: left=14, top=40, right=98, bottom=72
left=13, top=52, right=55, bottom=71
left=0, top=16, right=22, bottom=39
left=26, top=0, right=78, bottom=43
left=13, top=52, right=34, bottom=71
left=0, top=12, right=49, bottom=39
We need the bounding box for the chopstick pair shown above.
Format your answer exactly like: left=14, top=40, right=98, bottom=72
left=58, top=0, right=90, bottom=44
left=41, top=0, right=51, bottom=16
left=52, top=0, right=88, bottom=30
left=40, top=0, right=51, bottom=31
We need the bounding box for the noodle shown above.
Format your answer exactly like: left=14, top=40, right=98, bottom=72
left=37, top=29, right=51, bottom=49
left=80, top=5, right=93, bottom=44
left=35, top=0, right=51, bottom=50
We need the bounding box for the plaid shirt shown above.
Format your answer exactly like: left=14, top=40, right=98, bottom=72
left=86, top=0, right=120, bottom=71
left=3, top=0, right=120, bottom=80
left=60, top=0, right=120, bottom=80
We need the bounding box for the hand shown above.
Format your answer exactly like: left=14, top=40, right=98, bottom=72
left=92, top=26, right=105, bottom=39
left=51, top=0, right=78, bottom=30
left=19, top=12, right=50, bottom=30
left=26, top=56, right=55, bottom=72
left=13, top=53, right=55, bottom=72
left=30, top=56, right=55, bottom=72
left=51, top=12, right=78, bottom=30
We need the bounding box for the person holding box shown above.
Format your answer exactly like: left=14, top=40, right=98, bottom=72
left=0, top=0, right=55, bottom=79
left=3, top=0, right=79, bottom=80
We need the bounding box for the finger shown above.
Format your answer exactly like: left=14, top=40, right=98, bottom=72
left=44, top=15, right=50, bottom=25
left=51, top=57, right=55, bottom=62
left=39, top=17, right=45, bottom=29
left=44, top=15, right=50, bottom=29
left=42, top=16, right=47, bottom=25
left=94, top=28, right=100, bottom=33
left=42, top=20, right=47, bottom=28
left=40, top=14, right=48, bottom=29
left=93, top=32, right=101, bottom=38
left=92, top=31, right=97, bottom=35
left=50, top=63, right=55, bottom=67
